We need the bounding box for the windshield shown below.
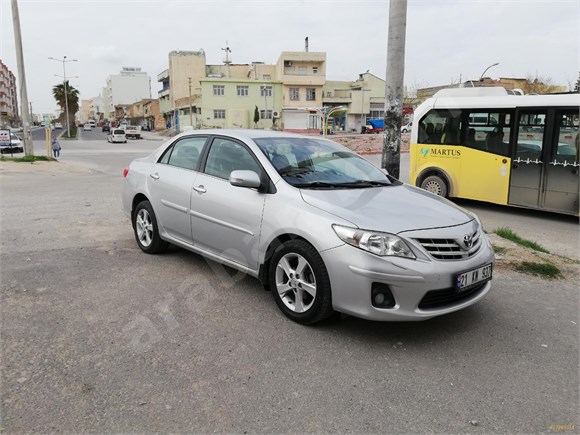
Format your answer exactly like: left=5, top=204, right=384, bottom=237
left=255, top=137, right=398, bottom=188
left=114, top=130, right=125, bottom=134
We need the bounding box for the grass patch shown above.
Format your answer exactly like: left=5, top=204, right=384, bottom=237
left=515, top=261, right=561, bottom=279
left=495, top=227, right=549, bottom=253
left=0, top=155, right=51, bottom=162
left=493, top=245, right=507, bottom=255
left=61, top=126, right=78, bottom=139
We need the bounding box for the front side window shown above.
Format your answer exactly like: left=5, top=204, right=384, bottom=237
left=204, top=138, right=262, bottom=180
left=255, top=137, right=398, bottom=188
left=213, top=85, right=225, bottom=96
left=306, top=88, right=316, bottom=101
left=289, top=88, right=300, bottom=101
left=465, top=110, right=512, bottom=155
left=237, top=86, right=248, bottom=96
left=162, top=136, right=207, bottom=170
left=418, top=109, right=462, bottom=145
left=213, top=109, right=226, bottom=119
left=260, top=86, right=272, bottom=97
left=260, top=110, right=273, bottom=119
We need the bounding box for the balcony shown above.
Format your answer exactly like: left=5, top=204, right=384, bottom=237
left=157, top=69, right=169, bottom=82
left=158, top=89, right=169, bottom=98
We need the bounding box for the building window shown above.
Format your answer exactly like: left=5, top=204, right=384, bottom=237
left=213, top=85, right=225, bottom=96
left=289, top=88, right=300, bottom=101
left=313, top=67, right=319, bottom=74
left=260, top=86, right=272, bottom=97
left=213, top=109, right=226, bottom=119
left=237, top=85, right=249, bottom=96
left=298, top=66, right=307, bottom=74
left=260, top=110, right=273, bottom=119
left=306, top=88, right=316, bottom=101
left=262, top=74, right=271, bottom=80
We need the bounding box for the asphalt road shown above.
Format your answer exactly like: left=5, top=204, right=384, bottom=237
left=1, top=134, right=578, bottom=433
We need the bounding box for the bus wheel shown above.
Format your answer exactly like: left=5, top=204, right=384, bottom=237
left=421, top=175, right=448, bottom=197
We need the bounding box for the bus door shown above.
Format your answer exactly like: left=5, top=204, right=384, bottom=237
left=543, top=110, right=579, bottom=214
left=509, top=110, right=548, bottom=209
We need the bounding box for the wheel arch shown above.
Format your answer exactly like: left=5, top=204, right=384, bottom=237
left=131, top=193, right=151, bottom=225
left=258, top=233, right=315, bottom=287
left=415, top=167, right=454, bottom=197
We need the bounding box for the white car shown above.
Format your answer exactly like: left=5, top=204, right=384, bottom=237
left=83, top=124, right=92, bottom=131
left=401, top=122, right=412, bottom=133
left=54, top=122, right=63, bottom=129
left=0, top=132, right=24, bottom=154
left=108, top=129, right=127, bottom=143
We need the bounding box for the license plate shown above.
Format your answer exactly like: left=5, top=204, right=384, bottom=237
left=456, top=263, right=492, bottom=291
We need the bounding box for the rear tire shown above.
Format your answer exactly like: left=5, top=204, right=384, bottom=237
left=269, top=240, right=333, bottom=325
left=133, top=200, right=168, bottom=254
left=420, top=174, right=448, bottom=197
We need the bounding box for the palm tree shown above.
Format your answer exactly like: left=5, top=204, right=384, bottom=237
left=52, top=81, right=79, bottom=127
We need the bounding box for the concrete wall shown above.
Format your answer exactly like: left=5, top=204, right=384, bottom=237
left=168, top=51, right=206, bottom=104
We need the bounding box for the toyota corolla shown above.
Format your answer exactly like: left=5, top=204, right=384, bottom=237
left=123, top=130, right=494, bottom=324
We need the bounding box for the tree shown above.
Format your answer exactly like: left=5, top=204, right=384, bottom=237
left=519, top=75, right=564, bottom=94
left=52, top=80, right=79, bottom=127
left=253, top=105, right=259, bottom=128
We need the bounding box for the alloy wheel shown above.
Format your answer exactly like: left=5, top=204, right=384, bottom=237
left=136, top=209, right=153, bottom=247
left=275, top=253, right=317, bottom=313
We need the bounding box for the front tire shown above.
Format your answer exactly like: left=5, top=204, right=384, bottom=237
left=133, top=200, right=168, bottom=254
left=269, top=240, right=333, bottom=325
left=421, top=174, right=448, bottom=197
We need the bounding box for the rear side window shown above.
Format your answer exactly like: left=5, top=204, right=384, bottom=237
left=164, top=137, right=207, bottom=171
left=418, top=109, right=462, bottom=145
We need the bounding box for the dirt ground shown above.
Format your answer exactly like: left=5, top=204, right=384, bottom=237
left=330, top=133, right=410, bottom=154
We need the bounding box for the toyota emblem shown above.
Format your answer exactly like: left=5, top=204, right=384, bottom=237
left=463, top=234, right=473, bottom=249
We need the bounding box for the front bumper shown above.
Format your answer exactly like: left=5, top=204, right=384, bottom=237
left=320, top=228, right=494, bottom=321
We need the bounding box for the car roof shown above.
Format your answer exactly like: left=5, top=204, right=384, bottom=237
left=171, top=129, right=327, bottom=143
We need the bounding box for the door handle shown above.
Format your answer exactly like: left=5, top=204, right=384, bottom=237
left=150, top=172, right=160, bottom=180
left=192, top=185, right=206, bottom=193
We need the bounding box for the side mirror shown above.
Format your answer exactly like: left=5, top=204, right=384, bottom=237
left=229, top=170, right=261, bottom=189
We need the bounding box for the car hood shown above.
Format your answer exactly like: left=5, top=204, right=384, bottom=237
left=300, top=184, right=473, bottom=234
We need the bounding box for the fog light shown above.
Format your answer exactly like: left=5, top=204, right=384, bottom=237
left=371, top=283, right=395, bottom=308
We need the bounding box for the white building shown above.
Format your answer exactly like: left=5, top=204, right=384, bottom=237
left=103, top=67, right=151, bottom=119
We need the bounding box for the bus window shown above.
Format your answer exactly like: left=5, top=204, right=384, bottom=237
left=464, top=111, right=512, bottom=155
left=418, top=109, right=462, bottom=145
left=516, top=112, right=546, bottom=160
left=554, top=112, right=579, bottom=163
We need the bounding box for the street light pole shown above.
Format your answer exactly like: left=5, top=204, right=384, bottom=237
left=479, top=62, right=499, bottom=81
left=49, top=56, right=77, bottom=137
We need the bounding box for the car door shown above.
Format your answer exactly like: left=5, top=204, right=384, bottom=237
left=147, top=136, right=208, bottom=243
left=190, top=137, right=266, bottom=269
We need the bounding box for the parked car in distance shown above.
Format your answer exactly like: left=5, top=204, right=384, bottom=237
left=83, top=124, right=92, bottom=131
left=123, top=129, right=494, bottom=325
left=0, top=132, right=24, bottom=154
left=102, top=125, right=111, bottom=133
left=54, top=122, right=63, bottom=129
left=108, top=129, right=127, bottom=143
left=89, top=120, right=96, bottom=128
left=401, top=121, right=412, bottom=133
left=124, top=125, right=142, bottom=139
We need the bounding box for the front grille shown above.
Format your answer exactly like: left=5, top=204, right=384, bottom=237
left=418, top=283, right=486, bottom=309
left=415, top=230, right=481, bottom=260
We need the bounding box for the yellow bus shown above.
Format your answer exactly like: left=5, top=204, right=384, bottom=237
left=410, top=87, right=579, bottom=215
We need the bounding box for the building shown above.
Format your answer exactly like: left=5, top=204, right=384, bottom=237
left=322, top=72, right=387, bottom=133
left=80, top=100, right=91, bottom=123
left=126, top=99, right=165, bottom=130
left=0, top=59, right=19, bottom=128
left=156, top=47, right=326, bottom=132
left=102, top=67, right=151, bottom=119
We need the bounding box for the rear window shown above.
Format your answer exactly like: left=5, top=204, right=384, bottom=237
left=114, top=130, right=125, bottom=134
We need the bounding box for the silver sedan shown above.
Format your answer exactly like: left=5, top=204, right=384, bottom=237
left=122, top=130, right=494, bottom=324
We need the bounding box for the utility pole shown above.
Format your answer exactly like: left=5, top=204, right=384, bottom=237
left=11, top=0, right=33, bottom=156
left=29, top=101, right=33, bottom=123
left=188, top=77, right=193, bottom=128
left=381, top=0, right=407, bottom=179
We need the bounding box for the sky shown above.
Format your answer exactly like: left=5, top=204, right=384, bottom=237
left=1, top=0, right=578, bottom=114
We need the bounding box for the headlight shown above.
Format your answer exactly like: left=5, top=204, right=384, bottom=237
left=332, top=225, right=415, bottom=259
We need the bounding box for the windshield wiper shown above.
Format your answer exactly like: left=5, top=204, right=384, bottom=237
left=293, top=180, right=388, bottom=189
left=278, top=167, right=313, bottom=177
